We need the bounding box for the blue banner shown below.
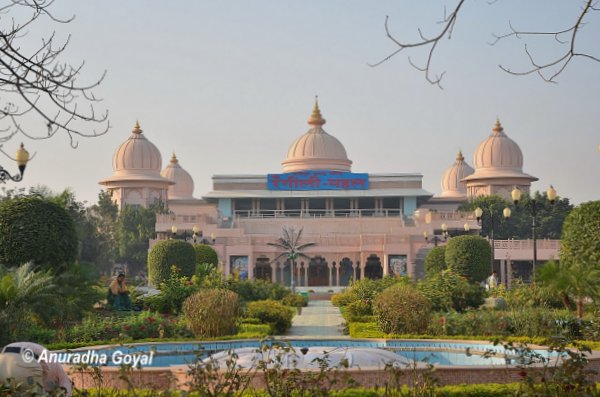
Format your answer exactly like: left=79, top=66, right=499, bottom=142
left=267, top=171, right=369, bottom=191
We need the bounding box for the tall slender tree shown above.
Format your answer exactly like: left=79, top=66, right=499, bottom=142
left=268, top=227, right=316, bottom=293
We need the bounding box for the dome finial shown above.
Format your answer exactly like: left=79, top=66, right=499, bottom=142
left=308, top=95, right=326, bottom=126
left=133, top=120, right=142, bottom=134
left=170, top=152, right=178, bottom=164
left=493, top=117, right=503, bottom=134
left=456, top=149, right=464, bottom=161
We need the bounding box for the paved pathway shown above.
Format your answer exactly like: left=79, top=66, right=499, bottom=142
left=285, top=299, right=349, bottom=338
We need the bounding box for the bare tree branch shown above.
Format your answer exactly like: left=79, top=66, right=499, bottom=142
left=371, top=0, right=600, bottom=87
left=0, top=0, right=109, bottom=147
left=369, top=0, right=466, bottom=89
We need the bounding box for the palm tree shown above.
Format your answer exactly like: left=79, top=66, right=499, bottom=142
left=0, top=262, right=57, bottom=345
left=268, top=227, right=316, bottom=293
left=538, top=260, right=600, bottom=318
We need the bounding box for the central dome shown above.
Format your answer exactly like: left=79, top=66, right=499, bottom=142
left=440, top=150, right=474, bottom=198
left=281, top=99, right=352, bottom=173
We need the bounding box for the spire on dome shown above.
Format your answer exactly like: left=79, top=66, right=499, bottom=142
left=307, top=96, right=326, bottom=126
left=133, top=120, right=143, bottom=135
left=493, top=118, right=504, bottom=135
left=456, top=150, right=464, bottom=162
left=170, top=153, right=178, bottom=164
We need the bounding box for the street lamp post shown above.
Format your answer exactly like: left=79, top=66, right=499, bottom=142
left=424, top=223, right=449, bottom=246
left=192, top=225, right=200, bottom=243
left=474, top=205, right=511, bottom=273
left=511, top=185, right=557, bottom=284
left=171, top=225, right=177, bottom=240
left=0, top=143, right=30, bottom=183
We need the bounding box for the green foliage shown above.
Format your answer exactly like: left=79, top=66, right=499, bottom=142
left=419, top=269, right=485, bottom=312
left=65, top=311, right=188, bottom=342
left=246, top=299, right=294, bottom=334
left=228, top=279, right=290, bottom=302
left=345, top=300, right=373, bottom=319
left=144, top=266, right=199, bottom=314
left=538, top=259, right=600, bottom=318
left=0, top=263, right=57, bottom=345
left=147, top=240, right=196, bottom=286
left=116, top=204, right=160, bottom=270
left=374, top=283, right=432, bottom=334
left=331, top=290, right=356, bottom=307
left=183, top=288, right=240, bottom=338
left=424, top=246, right=447, bottom=277
left=445, top=235, right=491, bottom=282
left=562, top=200, right=600, bottom=267
left=0, top=196, right=78, bottom=269
left=459, top=192, right=573, bottom=240
left=281, top=293, right=307, bottom=307
left=193, top=243, right=218, bottom=266
left=496, top=279, right=563, bottom=310
left=348, top=322, right=385, bottom=338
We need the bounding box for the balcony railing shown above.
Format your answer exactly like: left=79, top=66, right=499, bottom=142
left=233, top=208, right=404, bottom=218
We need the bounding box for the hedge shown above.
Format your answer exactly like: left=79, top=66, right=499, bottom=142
left=445, top=235, right=491, bottom=282
left=193, top=243, right=218, bottom=266
left=0, top=196, right=78, bottom=270
left=147, top=240, right=196, bottom=286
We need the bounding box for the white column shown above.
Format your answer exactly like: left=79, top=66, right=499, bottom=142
left=500, top=259, right=506, bottom=286
left=382, top=254, right=389, bottom=276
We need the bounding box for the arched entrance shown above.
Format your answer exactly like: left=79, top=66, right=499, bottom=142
left=308, top=256, right=329, bottom=286
left=364, top=255, right=383, bottom=279
left=254, top=258, right=272, bottom=281
left=339, top=258, right=354, bottom=286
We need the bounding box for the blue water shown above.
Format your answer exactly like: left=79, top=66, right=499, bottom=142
left=65, top=339, right=550, bottom=367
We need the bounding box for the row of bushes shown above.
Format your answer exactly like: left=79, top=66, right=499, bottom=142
left=349, top=307, right=600, bottom=340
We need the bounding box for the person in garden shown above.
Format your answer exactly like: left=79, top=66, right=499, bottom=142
left=107, top=272, right=132, bottom=310
left=486, top=271, right=498, bottom=290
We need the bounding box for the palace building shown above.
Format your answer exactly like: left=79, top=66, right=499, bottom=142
left=100, top=99, right=538, bottom=287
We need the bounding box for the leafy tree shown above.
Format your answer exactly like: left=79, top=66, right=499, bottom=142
left=0, top=263, right=57, bottom=346
left=561, top=200, right=600, bottom=270
left=424, top=246, right=447, bottom=278
left=0, top=196, right=78, bottom=270
left=147, top=240, right=196, bottom=286
left=267, top=227, right=316, bottom=292
left=445, top=235, right=491, bottom=283
left=459, top=192, right=573, bottom=240
left=419, top=269, right=485, bottom=312
left=538, top=260, right=600, bottom=318
left=116, top=204, right=160, bottom=272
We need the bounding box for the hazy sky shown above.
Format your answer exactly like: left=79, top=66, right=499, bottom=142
left=5, top=1, right=600, bottom=205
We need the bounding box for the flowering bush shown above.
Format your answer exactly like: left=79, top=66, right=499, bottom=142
left=374, top=284, right=432, bottom=334
left=144, top=266, right=199, bottom=314
left=65, top=311, right=187, bottom=342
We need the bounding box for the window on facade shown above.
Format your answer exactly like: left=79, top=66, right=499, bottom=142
left=284, top=198, right=301, bottom=216
left=308, top=198, right=326, bottom=216
left=382, top=197, right=401, bottom=216
left=358, top=197, right=375, bottom=216
left=259, top=199, right=277, bottom=216
left=333, top=198, right=351, bottom=216
left=235, top=199, right=252, bottom=217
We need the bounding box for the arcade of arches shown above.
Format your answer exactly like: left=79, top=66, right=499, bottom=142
left=252, top=254, right=387, bottom=287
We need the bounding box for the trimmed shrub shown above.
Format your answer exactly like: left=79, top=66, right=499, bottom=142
left=445, top=235, right=491, bottom=282
left=281, top=293, right=306, bottom=307
left=193, top=244, right=218, bottom=266
left=246, top=299, right=294, bottom=334
left=346, top=300, right=372, bottom=318
left=424, top=245, right=447, bottom=278
left=229, top=279, right=290, bottom=302
left=147, top=240, right=196, bottom=286
left=0, top=197, right=78, bottom=270
left=374, top=284, right=432, bottom=334
left=418, top=269, right=485, bottom=312
left=183, top=289, right=240, bottom=338
left=331, top=290, right=355, bottom=307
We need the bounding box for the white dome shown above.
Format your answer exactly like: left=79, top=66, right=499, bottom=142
left=440, top=150, right=474, bottom=198
left=472, top=119, right=523, bottom=171
left=112, top=121, right=162, bottom=175
left=281, top=99, right=352, bottom=173
left=161, top=153, right=195, bottom=199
